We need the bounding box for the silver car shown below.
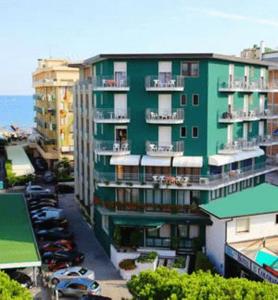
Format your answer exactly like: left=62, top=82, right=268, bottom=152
left=50, top=267, right=95, bottom=285
left=55, top=278, right=101, bottom=298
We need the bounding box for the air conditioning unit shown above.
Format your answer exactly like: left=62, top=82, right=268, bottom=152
left=199, top=177, right=209, bottom=184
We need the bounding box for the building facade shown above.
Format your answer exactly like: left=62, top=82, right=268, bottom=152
left=32, top=59, right=79, bottom=168
left=74, top=53, right=278, bottom=257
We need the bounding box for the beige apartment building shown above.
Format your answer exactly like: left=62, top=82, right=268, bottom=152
left=32, top=58, right=79, bottom=168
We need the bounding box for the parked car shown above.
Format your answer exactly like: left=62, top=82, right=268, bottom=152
left=7, top=271, right=33, bottom=289
left=32, top=210, right=64, bottom=222
left=43, top=171, right=56, bottom=183
left=25, top=184, right=51, bottom=197
left=27, top=192, right=57, bottom=201
left=34, top=218, right=68, bottom=230
left=81, top=295, right=112, bottom=300
left=55, top=278, right=101, bottom=298
left=39, top=239, right=75, bottom=253
left=49, top=267, right=94, bottom=285
left=42, top=250, right=84, bottom=265
left=48, top=261, right=71, bottom=272
left=28, top=197, right=58, bottom=206
left=30, top=207, right=62, bottom=216
left=28, top=200, right=58, bottom=209
left=36, top=228, right=73, bottom=241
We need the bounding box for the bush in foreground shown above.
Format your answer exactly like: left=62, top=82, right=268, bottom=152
left=127, top=267, right=278, bottom=300
left=0, top=271, right=32, bottom=300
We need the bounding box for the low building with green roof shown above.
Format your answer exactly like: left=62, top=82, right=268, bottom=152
left=0, top=193, right=41, bottom=272
left=200, top=183, right=278, bottom=284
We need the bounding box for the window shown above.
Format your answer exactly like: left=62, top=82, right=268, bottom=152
left=192, top=127, right=199, bottom=138
left=178, top=224, right=188, bottom=237
left=276, top=215, right=278, bottom=224
left=102, top=215, right=109, bottom=234
left=189, top=225, right=199, bottom=238
left=180, top=94, right=187, bottom=106
left=192, top=94, right=199, bottom=106
left=180, top=126, right=187, bottom=138
left=181, top=62, right=199, bottom=77
left=236, top=218, right=249, bottom=233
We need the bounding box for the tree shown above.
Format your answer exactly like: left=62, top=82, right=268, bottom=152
left=0, top=271, right=32, bottom=299
left=127, top=267, right=278, bottom=300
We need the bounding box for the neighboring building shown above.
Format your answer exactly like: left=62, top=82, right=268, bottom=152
left=74, top=53, right=278, bottom=259
left=241, top=41, right=265, bottom=60
left=262, top=52, right=278, bottom=157
left=32, top=59, right=79, bottom=168
left=201, top=184, right=278, bottom=284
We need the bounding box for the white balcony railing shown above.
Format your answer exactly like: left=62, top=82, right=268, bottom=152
left=218, top=77, right=271, bottom=92
left=258, top=135, right=278, bottom=146
left=259, top=106, right=278, bottom=119
left=146, top=141, right=183, bottom=157
left=145, top=75, right=184, bottom=91
left=92, top=76, right=130, bottom=91
left=94, top=109, right=130, bottom=123
left=94, top=140, right=131, bottom=156
left=218, top=139, right=259, bottom=154
left=145, top=108, right=184, bottom=124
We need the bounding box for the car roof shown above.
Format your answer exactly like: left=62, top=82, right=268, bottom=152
left=59, top=277, right=95, bottom=285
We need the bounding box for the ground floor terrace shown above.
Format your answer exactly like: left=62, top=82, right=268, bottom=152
left=94, top=207, right=211, bottom=256
left=0, top=193, right=41, bottom=283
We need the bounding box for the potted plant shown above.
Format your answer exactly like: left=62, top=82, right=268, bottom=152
left=153, top=182, right=160, bottom=189
left=113, top=225, right=121, bottom=248
left=136, top=252, right=158, bottom=271
left=104, top=180, right=110, bottom=186
left=119, top=259, right=137, bottom=280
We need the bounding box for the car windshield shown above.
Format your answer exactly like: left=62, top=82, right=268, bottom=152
left=79, top=268, right=87, bottom=275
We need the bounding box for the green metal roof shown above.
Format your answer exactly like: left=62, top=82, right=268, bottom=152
left=200, top=184, right=278, bottom=219
left=113, top=218, right=164, bottom=228
left=0, top=194, right=41, bottom=269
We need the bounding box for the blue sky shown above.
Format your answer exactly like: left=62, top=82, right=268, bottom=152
left=1, top=0, right=278, bottom=94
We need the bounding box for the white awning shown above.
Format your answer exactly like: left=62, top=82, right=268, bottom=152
left=110, top=155, right=141, bottom=166
left=209, top=149, right=265, bottom=166
left=141, top=155, right=171, bottom=167
left=173, top=156, right=203, bottom=168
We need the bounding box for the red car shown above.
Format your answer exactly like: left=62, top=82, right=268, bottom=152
left=48, top=261, right=72, bottom=272
left=39, top=240, right=75, bottom=253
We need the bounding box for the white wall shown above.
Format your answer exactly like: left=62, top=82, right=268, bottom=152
left=227, top=213, right=278, bottom=243
left=205, top=216, right=227, bottom=275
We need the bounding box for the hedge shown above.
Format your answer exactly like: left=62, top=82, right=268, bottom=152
left=0, top=271, right=32, bottom=299
left=127, top=267, right=278, bottom=300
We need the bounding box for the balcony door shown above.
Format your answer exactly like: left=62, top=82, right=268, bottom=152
left=259, top=121, right=264, bottom=137
left=114, top=94, right=127, bottom=117
left=158, top=61, right=172, bottom=85
left=158, top=126, right=171, bottom=146
left=158, top=94, right=171, bottom=115
left=243, top=95, right=249, bottom=114
left=259, top=95, right=265, bottom=113
left=114, top=62, right=127, bottom=83
left=115, top=126, right=127, bottom=144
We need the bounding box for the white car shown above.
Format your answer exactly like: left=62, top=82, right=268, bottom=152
left=50, top=267, right=95, bottom=285
left=25, top=185, right=51, bottom=197
left=32, top=210, right=64, bottom=221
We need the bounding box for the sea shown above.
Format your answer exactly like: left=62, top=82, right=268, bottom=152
left=0, top=95, right=34, bottom=131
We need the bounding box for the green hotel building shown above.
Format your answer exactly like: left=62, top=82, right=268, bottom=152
left=73, top=54, right=278, bottom=257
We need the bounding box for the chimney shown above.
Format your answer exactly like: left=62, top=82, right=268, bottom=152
left=260, top=40, right=265, bottom=60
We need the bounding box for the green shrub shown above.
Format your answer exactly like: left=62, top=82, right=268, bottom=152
left=0, top=271, right=32, bottom=299
left=5, top=160, right=35, bottom=187
left=127, top=267, right=278, bottom=300
left=194, top=251, right=215, bottom=273
left=172, top=256, right=186, bottom=269
left=119, top=259, right=136, bottom=270
left=137, top=251, right=158, bottom=263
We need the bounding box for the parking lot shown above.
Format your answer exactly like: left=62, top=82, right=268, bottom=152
left=26, top=187, right=131, bottom=300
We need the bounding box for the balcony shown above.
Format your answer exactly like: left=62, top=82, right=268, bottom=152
left=146, top=141, right=183, bottom=157
left=145, top=75, right=184, bottom=91
left=94, top=109, right=130, bottom=123
left=145, top=108, right=184, bottom=124
left=258, top=135, right=278, bottom=146
left=218, top=110, right=245, bottom=123
left=92, top=76, right=130, bottom=91
left=259, top=106, right=278, bottom=120
left=94, top=162, right=277, bottom=190
left=94, top=140, right=131, bottom=156
left=218, top=78, right=270, bottom=93
left=218, top=139, right=259, bottom=154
